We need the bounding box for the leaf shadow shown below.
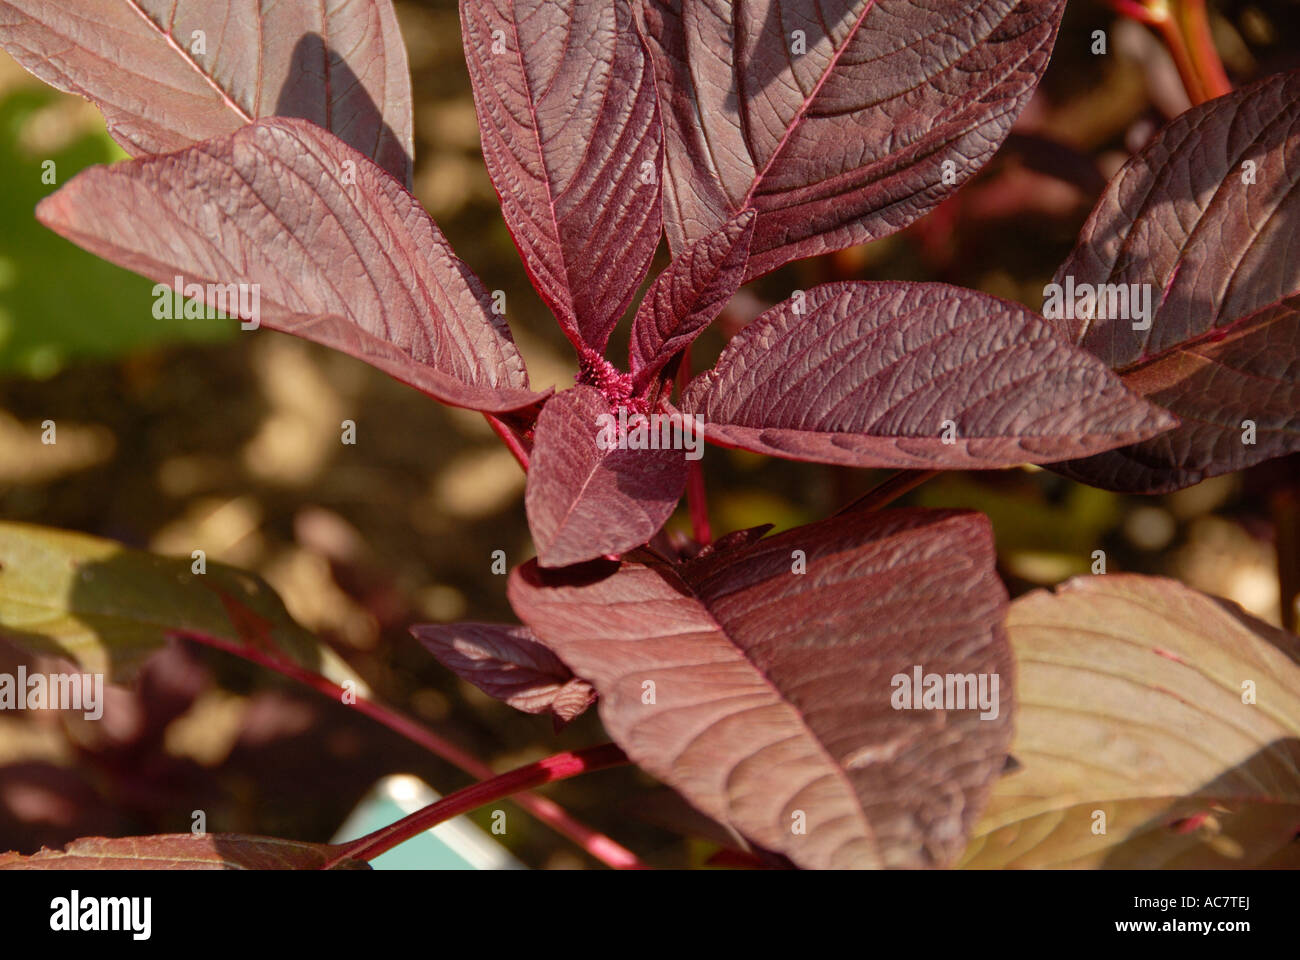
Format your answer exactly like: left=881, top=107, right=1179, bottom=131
left=0, top=545, right=325, bottom=683
left=274, top=34, right=412, bottom=188
left=1095, top=738, right=1300, bottom=868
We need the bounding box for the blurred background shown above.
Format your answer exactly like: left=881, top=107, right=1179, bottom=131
left=1, top=0, right=1298, bottom=868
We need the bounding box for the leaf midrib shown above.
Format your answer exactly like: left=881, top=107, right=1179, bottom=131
left=121, top=0, right=254, bottom=125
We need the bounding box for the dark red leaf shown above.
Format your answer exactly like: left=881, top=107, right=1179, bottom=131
left=1047, top=70, right=1300, bottom=492
left=35, top=118, right=541, bottom=413
left=411, top=622, right=594, bottom=725
left=680, top=282, right=1177, bottom=468
left=630, top=210, right=755, bottom=391
left=0, top=0, right=414, bottom=186
left=509, top=509, right=1013, bottom=869
left=461, top=0, right=662, bottom=351
left=641, top=0, right=1065, bottom=279
left=525, top=386, right=688, bottom=567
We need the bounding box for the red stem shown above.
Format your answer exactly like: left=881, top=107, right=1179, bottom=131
left=484, top=413, right=530, bottom=471
left=676, top=344, right=712, bottom=545
left=176, top=630, right=645, bottom=869
left=322, top=743, right=631, bottom=867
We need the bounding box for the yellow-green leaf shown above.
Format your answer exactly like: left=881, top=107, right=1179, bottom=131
left=0, top=521, right=324, bottom=680
left=960, top=574, right=1300, bottom=868
left=0, top=834, right=368, bottom=869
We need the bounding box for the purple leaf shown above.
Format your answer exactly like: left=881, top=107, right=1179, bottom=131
left=525, top=386, right=688, bottom=567
left=630, top=210, right=755, bottom=391
left=461, top=0, right=662, bottom=351
left=641, top=0, right=1066, bottom=279
left=680, top=282, right=1177, bottom=468
left=0, top=0, right=414, bottom=186
left=35, top=117, right=541, bottom=413
left=509, top=508, right=1013, bottom=869
left=1046, top=70, right=1300, bottom=493
left=412, top=622, right=594, bottom=726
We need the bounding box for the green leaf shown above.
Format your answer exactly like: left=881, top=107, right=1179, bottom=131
left=0, top=834, right=368, bottom=869
left=960, top=575, right=1300, bottom=868
left=0, top=84, right=232, bottom=377
left=0, top=520, right=326, bottom=680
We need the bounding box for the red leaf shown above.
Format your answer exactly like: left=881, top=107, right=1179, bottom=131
left=641, top=0, right=1065, bottom=279
left=1047, top=70, right=1300, bottom=492
left=0, top=0, right=414, bottom=186
left=526, top=386, right=689, bottom=567
left=509, top=509, right=1013, bottom=869
left=35, top=118, right=541, bottom=413
left=681, top=282, right=1176, bottom=468
left=462, top=0, right=662, bottom=351
left=411, top=622, right=595, bottom=725
left=630, top=210, right=755, bottom=391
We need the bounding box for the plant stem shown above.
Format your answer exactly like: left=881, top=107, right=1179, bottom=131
left=1178, top=0, right=1231, bottom=100
left=322, top=743, right=631, bottom=867
left=833, top=469, right=940, bottom=515
left=686, top=461, right=712, bottom=545
left=1273, top=488, right=1300, bottom=634
left=175, top=630, right=645, bottom=869
left=1102, top=0, right=1164, bottom=26
left=484, top=413, right=530, bottom=471
left=1103, top=0, right=1231, bottom=106
left=676, top=344, right=712, bottom=545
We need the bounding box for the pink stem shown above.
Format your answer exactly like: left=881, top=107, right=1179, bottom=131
left=322, top=743, right=631, bottom=867
left=175, top=630, right=645, bottom=869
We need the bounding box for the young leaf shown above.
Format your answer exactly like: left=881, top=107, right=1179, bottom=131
left=525, top=386, right=688, bottom=567
left=0, top=835, right=369, bottom=869
left=0, top=0, right=414, bottom=186
left=461, top=0, right=662, bottom=351
left=412, top=622, right=595, bottom=726
left=641, top=0, right=1066, bottom=279
left=681, top=282, right=1177, bottom=469
left=0, top=521, right=326, bottom=681
left=509, top=509, right=1013, bottom=869
left=35, top=117, right=541, bottom=413
left=1047, top=69, right=1300, bottom=493
left=961, top=575, right=1300, bottom=868
left=629, top=210, right=755, bottom=391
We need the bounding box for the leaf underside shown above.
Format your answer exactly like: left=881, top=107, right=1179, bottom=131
left=510, top=509, right=1013, bottom=869
left=412, top=621, right=595, bottom=725
left=961, top=575, right=1300, bottom=868
left=0, top=520, right=324, bottom=681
